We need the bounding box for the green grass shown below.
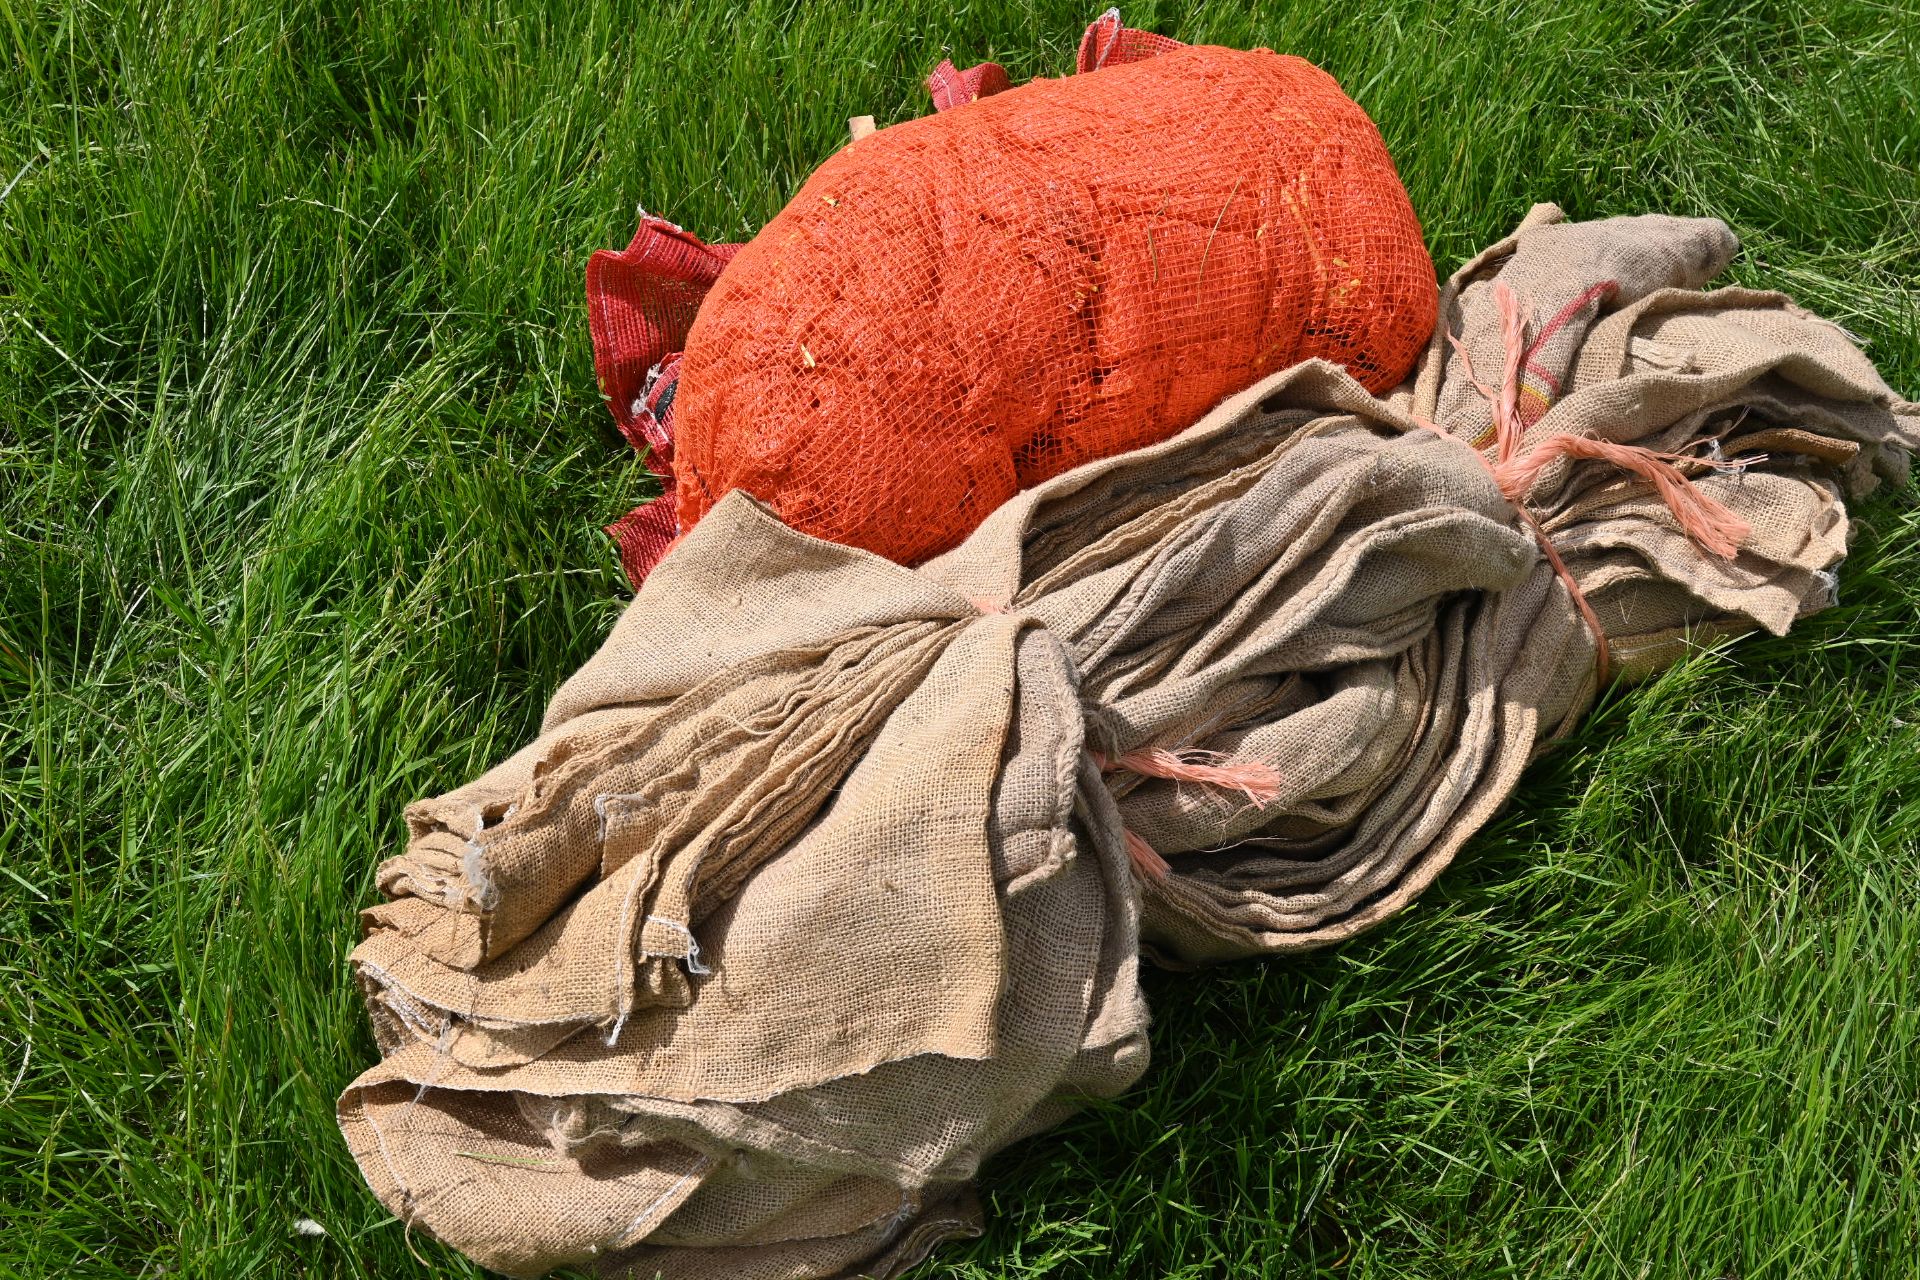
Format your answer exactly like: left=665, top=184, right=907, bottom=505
left=3, top=0, right=1918, bottom=1276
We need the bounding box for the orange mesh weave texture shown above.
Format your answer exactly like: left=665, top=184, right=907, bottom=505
left=672, top=40, right=1437, bottom=566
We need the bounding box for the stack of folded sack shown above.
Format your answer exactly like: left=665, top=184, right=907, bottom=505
left=338, top=204, right=1917, bottom=1279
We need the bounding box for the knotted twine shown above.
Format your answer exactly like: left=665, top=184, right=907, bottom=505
left=1099, top=270, right=1768, bottom=870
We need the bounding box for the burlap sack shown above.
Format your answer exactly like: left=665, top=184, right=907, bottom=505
left=339, top=209, right=1917, bottom=1277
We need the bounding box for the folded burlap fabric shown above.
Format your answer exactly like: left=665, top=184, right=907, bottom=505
left=338, top=207, right=1917, bottom=1278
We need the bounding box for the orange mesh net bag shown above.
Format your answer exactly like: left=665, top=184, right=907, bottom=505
left=589, top=11, right=1437, bottom=583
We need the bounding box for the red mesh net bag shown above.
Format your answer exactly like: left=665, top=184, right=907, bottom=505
left=589, top=12, right=1436, bottom=582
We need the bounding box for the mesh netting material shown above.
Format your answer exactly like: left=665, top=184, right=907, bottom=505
left=588, top=225, right=741, bottom=581
left=673, top=40, right=1436, bottom=566
left=586, top=14, right=1436, bottom=582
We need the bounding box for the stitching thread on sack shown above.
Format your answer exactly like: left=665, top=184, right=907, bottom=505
left=645, top=916, right=712, bottom=976
left=370, top=974, right=451, bottom=1040
left=1088, top=7, right=1123, bottom=70
left=594, top=791, right=649, bottom=842
left=605, top=863, right=651, bottom=1044
left=605, top=1155, right=712, bottom=1251
left=361, top=1102, right=415, bottom=1206
left=358, top=958, right=473, bottom=1022
left=402, top=1025, right=459, bottom=1121
left=881, top=1191, right=917, bottom=1242
left=458, top=806, right=502, bottom=912
left=459, top=841, right=499, bottom=913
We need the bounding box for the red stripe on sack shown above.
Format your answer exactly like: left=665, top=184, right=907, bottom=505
left=585, top=217, right=738, bottom=444
left=607, top=491, right=682, bottom=589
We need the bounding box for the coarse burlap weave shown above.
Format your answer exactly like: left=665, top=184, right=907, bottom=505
left=339, top=208, right=1917, bottom=1278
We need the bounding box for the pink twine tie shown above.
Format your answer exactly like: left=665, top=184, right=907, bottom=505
left=1441, top=281, right=1760, bottom=688
left=1095, top=748, right=1284, bottom=880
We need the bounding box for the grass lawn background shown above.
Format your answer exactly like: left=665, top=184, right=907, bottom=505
left=4, top=0, right=1919, bottom=1275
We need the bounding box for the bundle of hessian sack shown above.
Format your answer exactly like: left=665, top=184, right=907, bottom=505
left=337, top=13, right=1918, bottom=1280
